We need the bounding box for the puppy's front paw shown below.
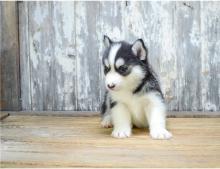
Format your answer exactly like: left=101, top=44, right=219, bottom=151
left=111, top=128, right=131, bottom=138
left=150, top=128, right=172, bottom=140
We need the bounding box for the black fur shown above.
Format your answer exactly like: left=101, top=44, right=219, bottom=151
left=101, top=91, right=107, bottom=115
left=133, top=67, right=164, bottom=99
left=101, top=91, right=117, bottom=116
left=110, top=100, right=117, bottom=109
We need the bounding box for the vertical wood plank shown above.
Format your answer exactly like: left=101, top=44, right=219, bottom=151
left=75, top=2, right=101, bottom=111
left=52, top=2, right=77, bottom=110
left=173, top=2, right=202, bottom=111
left=200, top=2, right=220, bottom=111
left=0, top=2, right=20, bottom=111
left=99, top=1, right=124, bottom=40
left=19, top=2, right=32, bottom=110
left=154, top=2, right=177, bottom=111
left=0, top=3, right=2, bottom=100
left=28, top=2, right=54, bottom=110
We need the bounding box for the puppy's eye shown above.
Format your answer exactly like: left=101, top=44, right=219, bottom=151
left=118, top=65, right=128, bottom=73
left=104, top=66, right=110, bottom=74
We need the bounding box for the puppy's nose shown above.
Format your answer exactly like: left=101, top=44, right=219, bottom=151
left=107, top=84, right=116, bottom=89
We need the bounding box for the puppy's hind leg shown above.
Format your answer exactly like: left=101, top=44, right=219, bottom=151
left=145, top=93, right=172, bottom=140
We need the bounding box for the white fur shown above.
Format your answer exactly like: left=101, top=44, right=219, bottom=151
left=105, top=44, right=123, bottom=89
left=145, top=93, right=172, bottom=139
left=104, top=59, right=109, bottom=67
left=115, top=58, right=125, bottom=68
left=105, top=65, right=144, bottom=91
left=111, top=103, right=132, bottom=138
left=110, top=91, right=172, bottom=139
left=109, top=44, right=121, bottom=66
left=105, top=72, right=123, bottom=90
left=123, top=65, right=145, bottom=91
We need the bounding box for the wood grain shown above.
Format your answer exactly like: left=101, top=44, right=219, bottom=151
left=17, top=2, right=220, bottom=112
left=1, top=115, right=220, bottom=167
left=52, top=2, right=77, bottom=111
left=174, top=2, right=201, bottom=111
left=200, top=2, right=220, bottom=112
left=0, top=2, right=20, bottom=111
left=28, top=2, right=54, bottom=111
left=18, top=2, right=31, bottom=110
left=75, top=2, right=101, bottom=111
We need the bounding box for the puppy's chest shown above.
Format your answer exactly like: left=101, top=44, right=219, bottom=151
left=112, top=92, right=147, bottom=126
left=113, top=93, right=143, bottom=110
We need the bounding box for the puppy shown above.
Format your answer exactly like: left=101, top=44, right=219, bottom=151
left=101, top=35, right=172, bottom=139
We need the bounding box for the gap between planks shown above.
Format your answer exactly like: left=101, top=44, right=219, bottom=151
left=1, top=111, right=220, bottom=118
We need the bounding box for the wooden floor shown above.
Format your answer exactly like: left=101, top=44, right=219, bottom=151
left=1, top=115, right=220, bottom=168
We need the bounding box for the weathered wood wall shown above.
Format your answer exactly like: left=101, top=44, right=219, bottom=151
left=16, top=1, right=220, bottom=112
left=0, top=2, right=20, bottom=111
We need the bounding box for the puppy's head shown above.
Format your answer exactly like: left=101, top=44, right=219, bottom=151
left=102, top=35, right=148, bottom=92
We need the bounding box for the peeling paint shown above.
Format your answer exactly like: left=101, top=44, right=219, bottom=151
left=33, top=3, right=48, bottom=26
left=19, top=1, right=220, bottom=112
left=189, top=20, right=201, bottom=47
left=55, top=55, right=74, bottom=73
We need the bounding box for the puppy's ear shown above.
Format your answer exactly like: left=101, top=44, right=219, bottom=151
left=131, top=39, right=148, bottom=61
left=103, top=35, right=112, bottom=48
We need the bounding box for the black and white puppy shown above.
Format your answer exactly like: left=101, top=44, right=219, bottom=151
left=101, top=35, right=172, bottom=139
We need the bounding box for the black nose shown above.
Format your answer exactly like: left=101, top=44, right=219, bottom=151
left=107, top=84, right=116, bottom=89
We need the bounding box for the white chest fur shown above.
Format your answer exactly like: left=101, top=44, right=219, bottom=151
left=111, top=91, right=149, bottom=127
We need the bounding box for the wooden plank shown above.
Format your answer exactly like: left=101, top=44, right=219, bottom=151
left=28, top=2, right=54, bottom=110
left=1, top=116, right=220, bottom=167
left=0, top=2, right=20, bottom=111
left=18, top=2, right=32, bottom=110
left=200, top=2, right=220, bottom=111
left=99, top=1, right=124, bottom=40
left=51, top=2, right=77, bottom=111
left=173, top=2, right=202, bottom=111
left=75, top=2, right=101, bottom=111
